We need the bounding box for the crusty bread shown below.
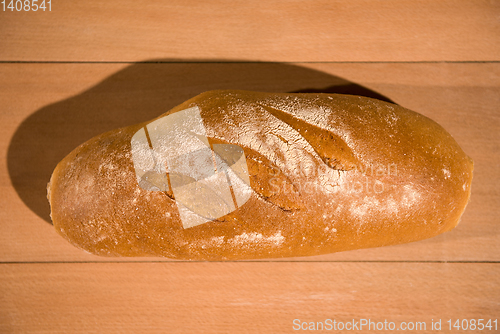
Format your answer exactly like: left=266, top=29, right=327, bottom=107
left=48, top=90, right=473, bottom=260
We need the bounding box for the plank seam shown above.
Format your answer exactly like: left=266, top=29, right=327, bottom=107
left=1, top=261, right=498, bottom=264
left=0, top=60, right=499, bottom=64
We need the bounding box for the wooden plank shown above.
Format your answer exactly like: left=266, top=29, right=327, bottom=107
left=0, top=0, right=498, bottom=62
left=1, top=62, right=498, bottom=262
left=1, top=262, right=498, bottom=333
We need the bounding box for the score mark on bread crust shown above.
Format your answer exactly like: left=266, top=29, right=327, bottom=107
left=258, top=103, right=360, bottom=171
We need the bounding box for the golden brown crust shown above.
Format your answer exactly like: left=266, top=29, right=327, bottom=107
left=48, top=90, right=473, bottom=260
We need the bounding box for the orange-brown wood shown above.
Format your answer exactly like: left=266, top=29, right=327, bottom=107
left=1, top=263, right=498, bottom=333
left=1, top=62, right=498, bottom=263
left=1, top=1, right=498, bottom=332
left=0, top=0, right=498, bottom=62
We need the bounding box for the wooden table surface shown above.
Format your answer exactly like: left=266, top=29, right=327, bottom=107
left=1, top=1, right=499, bottom=333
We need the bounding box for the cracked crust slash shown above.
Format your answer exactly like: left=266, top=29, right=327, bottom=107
left=47, top=90, right=473, bottom=260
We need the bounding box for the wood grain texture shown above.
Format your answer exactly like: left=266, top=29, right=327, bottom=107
left=1, top=262, right=498, bottom=333
left=0, top=0, right=498, bottom=62
left=2, top=62, right=498, bottom=263
left=1, top=1, right=498, bottom=332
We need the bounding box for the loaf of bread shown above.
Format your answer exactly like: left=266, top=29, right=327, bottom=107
left=48, top=90, right=473, bottom=260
